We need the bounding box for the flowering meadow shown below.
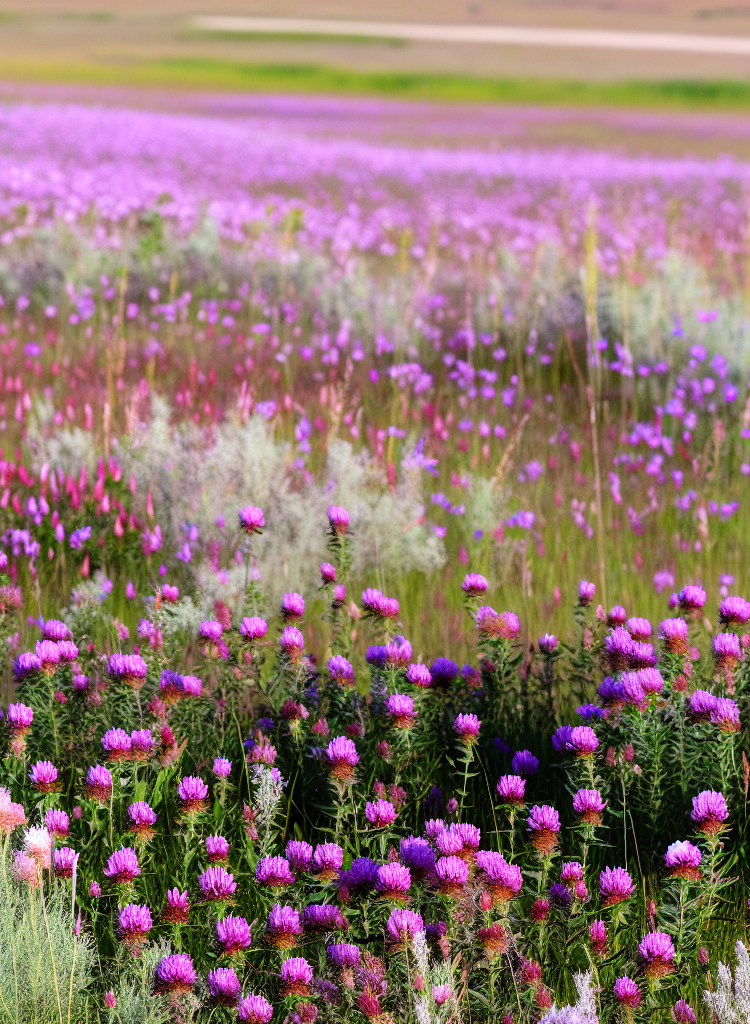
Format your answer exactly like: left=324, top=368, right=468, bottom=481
left=1, top=94, right=750, bottom=1022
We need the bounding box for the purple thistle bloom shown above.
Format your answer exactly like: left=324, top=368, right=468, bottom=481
left=162, top=888, right=189, bottom=923
left=57, top=641, right=79, bottom=662
left=436, top=830, right=463, bottom=856
left=549, top=882, right=572, bottom=908
left=337, top=857, right=378, bottom=897
left=238, top=506, right=265, bottom=534
left=72, top=674, right=88, bottom=691
left=462, top=573, right=488, bottom=596
left=328, top=655, right=355, bottom=685
left=434, top=856, right=469, bottom=896
left=691, top=790, right=728, bottom=834
left=527, top=805, right=561, bottom=855
left=103, top=847, right=140, bottom=884
left=286, top=840, right=313, bottom=872
left=431, top=657, right=460, bottom=687
left=199, top=865, right=237, bottom=900
left=626, top=617, right=651, bottom=640
left=200, top=620, right=224, bottom=641
left=475, top=850, right=522, bottom=901
left=679, top=585, right=706, bottom=612
left=279, top=626, right=305, bottom=662
left=561, top=862, right=584, bottom=883
left=216, top=915, right=251, bottom=954
left=538, top=633, right=558, bottom=652
left=386, top=693, right=415, bottom=729
left=658, top=616, right=689, bottom=653
left=102, top=729, right=132, bottom=761
left=280, top=957, right=314, bottom=996
left=177, top=776, right=208, bottom=815
left=597, top=677, right=625, bottom=706
left=552, top=725, right=574, bottom=751
left=376, top=862, right=411, bottom=899
left=327, top=943, right=361, bottom=969
left=325, top=736, right=359, bottom=783
left=688, top=689, right=718, bottom=720
left=159, top=670, right=184, bottom=702
left=107, top=653, right=148, bottom=687
left=614, top=976, right=641, bottom=1008
left=320, top=562, right=336, bottom=583
left=239, top=616, right=268, bottom=640
left=29, top=760, right=58, bottom=792
left=711, top=697, right=741, bottom=732
left=577, top=703, right=604, bottom=719
left=266, top=904, right=303, bottom=948
left=213, top=757, right=232, bottom=778
left=207, top=968, right=241, bottom=1007
left=385, top=635, right=412, bottom=667
left=89, top=881, right=101, bottom=898
left=130, top=729, right=156, bottom=759
left=573, top=789, right=606, bottom=823
left=302, top=904, right=347, bottom=931
left=155, top=954, right=196, bottom=994
left=327, top=505, right=350, bottom=534
left=85, top=764, right=113, bottom=801
left=238, top=995, right=273, bottom=1024
left=35, top=640, right=61, bottom=671
left=399, top=837, right=435, bottom=875
left=6, top=702, right=34, bottom=731
left=206, top=835, right=230, bottom=862
left=665, top=840, right=702, bottom=879
left=719, top=595, right=750, bottom=625
left=183, top=675, right=203, bottom=698
left=713, top=631, right=741, bottom=668
left=639, top=931, right=676, bottom=978
left=568, top=726, right=599, bottom=757
left=406, top=663, right=432, bottom=687
left=13, top=654, right=41, bottom=680
left=45, top=809, right=70, bottom=838
left=118, top=904, right=153, bottom=947
left=281, top=592, right=305, bottom=620
left=497, top=774, right=526, bottom=805
left=42, top=619, right=72, bottom=642
left=578, top=580, right=596, bottom=606
left=366, top=800, right=398, bottom=827
left=511, top=750, right=539, bottom=776
left=386, top=908, right=424, bottom=945
left=366, top=645, right=388, bottom=668
left=453, top=713, right=480, bottom=744
left=53, top=847, right=78, bottom=878
left=599, top=866, right=635, bottom=905
left=590, top=919, right=607, bottom=955
left=256, top=856, right=295, bottom=887
left=128, top=801, right=157, bottom=838
left=672, top=1000, right=697, bottom=1024
left=314, top=843, right=344, bottom=879
left=607, top=605, right=627, bottom=626
left=362, top=588, right=386, bottom=615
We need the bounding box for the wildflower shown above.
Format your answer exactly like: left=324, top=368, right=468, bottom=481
left=626, top=617, right=651, bottom=640
left=599, top=866, right=635, bottom=906
left=614, top=976, right=641, bottom=1008
left=35, top=639, right=61, bottom=673
left=325, top=736, right=359, bottom=783
left=320, top=562, right=336, bottom=583
left=462, top=573, right=488, bottom=596
left=512, top=750, right=539, bottom=776
left=128, top=802, right=157, bottom=840
left=664, top=840, right=701, bottom=880
left=238, top=995, right=273, bottom=1023
left=497, top=774, right=526, bottom=805
left=238, top=506, right=264, bottom=534
left=281, top=700, right=309, bottom=723
left=477, top=923, right=510, bottom=957
left=539, top=633, right=558, bottom=652
left=57, top=641, right=79, bottom=662
left=279, top=626, right=305, bottom=662
left=213, top=757, right=232, bottom=778
left=366, top=800, right=398, bottom=828
left=567, top=726, right=599, bottom=757
left=376, top=862, right=412, bottom=899
left=552, top=725, right=574, bottom=750
left=679, top=585, right=706, bottom=613
left=204, top=835, right=229, bottom=863
left=200, top=620, right=224, bottom=641
left=159, top=670, right=184, bottom=703
left=608, top=605, right=627, bottom=626
left=105, top=991, right=116, bottom=1009
left=386, top=635, right=412, bottom=667
left=247, top=735, right=277, bottom=766
left=434, top=856, right=468, bottom=898
left=432, top=985, right=453, bottom=1005
left=549, top=883, right=573, bottom=909
left=104, top=847, right=140, bottom=885
left=45, top=808, right=69, bottom=838
left=107, top=653, right=148, bottom=688
left=42, top=619, right=72, bottom=641
left=639, top=931, right=675, bottom=978
left=102, top=729, right=132, bottom=761
left=711, top=697, right=740, bottom=732
left=328, top=655, right=355, bottom=686
left=691, top=790, right=728, bottom=835
left=358, top=993, right=381, bottom=1019
left=162, top=889, right=189, bottom=923
left=476, top=851, right=523, bottom=903
left=216, top=915, right=252, bottom=954
left=527, top=805, right=561, bottom=855
left=303, top=904, right=347, bottom=931
left=89, top=881, right=102, bottom=898
left=332, top=584, right=347, bottom=607
left=327, top=505, right=350, bottom=534
left=286, top=840, right=313, bottom=872
left=267, top=904, right=303, bottom=948
left=256, top=856, right=295, bottom=887
left=208, top=968, right=241, bottom=1007
left=154, top=953, right=196, bottom=995
left=530, top=898, right=550, bottom=922
left=338, top=857, right=378, bottom=900
left=118, top=904, right=153, bottom=950
left=327, top=943, right=361, bottom=969
left=280, top=957, right=314, bottom=996
left=713, top=631, right=741, bottom=668
left=314, top=843, right=344, bottom=881
left=13, top=653, right=42, bottom=680
left=688, top=689, right=717, bottom=721
left=240, top=616, right=268, bottom=640
left=385, top=908, right=423, bottom=946
left=590, top=920, right=607, bottom=956
left=85, top=765, right=113, bottom=802
left=6, top=703, right=33, bottom=752
left=719, top=596, right=750, bottom=625
left=454, top=713, right=480, bottom=744
left=281, top=592, right=305, bottom=620
left=672, top=1000, right=697, bottom=1024
left=12, top=852, right=39, bottom=888
left=436, top=829, right=463, bottom=856
left=476, top=608, right=520, bottom=640
left=658, top=617, right=689, bottom=653
left=578, top=581, right=596, bottom=606
left=29, top=760, right=59, bottom=793
left=52, top=846, right=77, bottom=878
left=130, top=729, right=156, bottom=760
left=177, top=776, right=208, bottom=816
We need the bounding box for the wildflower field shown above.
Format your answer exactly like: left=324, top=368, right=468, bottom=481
left=2, top=92, right=750, bottom=1023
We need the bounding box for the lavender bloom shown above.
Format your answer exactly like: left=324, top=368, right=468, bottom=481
left=280, top=957, right=314, bottom=996
left=678, top=585, right=707, bottom=612
left=691, top=790, right=728, bottom=834
left=496, top=774, right=526, bottom=805
left=567, top=726, right=599, bottom=757
left=385, top=635, right=412, bottom=667
left=366, top=645, right=388, bottom=668
left=128, top=802, right=157, bottom=839
left=475, top=850, right=522, bottom=902
left=200, top=620, right=224, bottom=641
left=42, top=619, right=72, bottom=641
left=155, top=954, right=196, bottom=994
left=406, top=663, right=432, bottom=687
left=607, top=605, right=627, bottom=626
left=107, top=653, right=148, bottom=687
left=45, top=809, right=69, bottom=838
left=178, top=776, right=208, bottom=815
left=53, top=847, right=78, bottom=878
left=338, top=857, right=378, bottom=897
left=6, top=702, right=34, bottom=731
left=658, top=617, right=689, bottom=653
left=626, top=617, right=651, bottom=640
left=266, top=904, right=303, bottom=948
left=552, top=725, right=574, bottom=751
left=302, top=904, right=347, bottom=931
left=85, top=765, right=113, bottom=802
left=159, top=670, right=184, bottom=702
left=599, top=866, right=635, bottom=906
left=577, top=703, right=604, bottom=719
left=35, top=640, right=61, bottom=671
left=688, top=689, right=718, bottom=721
left=399, top=837, right=435, bottom=876
left=327, top=505, right=350, bottom=534
left=199, top=866, right=236, bottom=900
left=538, top=633, right=558, bottom=652
left=435, top=830, right=463, bottom=857
left=314, top=843, right=344, bottom=880
left=206, top=835, right=230, bottom=862
left=281, top=592, right=305, bottom=620
left=13, top=654, right=41, bottom=680
left=286, top=840, right=313, bottom=872
left=713, top=631, right=741, bottom=668
left=614, top=977, right=641, bottom=1008
left=578, top=580, right=596, bottom=606
left=366, top=800, right=398, bottom=827
left=103, top=847, right=140, bottom=884
left=256, top=856, right=295, bottom=887
left=385, top=908, right=424, bottom=945
left=238, top=995, right=273, bottom=1024
left=430, top=657, right=459, bottom=687
left=213, top=757, right=232, bottom=778
left=672, top=1000, right=697, bottom=1024
left=434, top=856, right=469, bottom=897
left=327, top=943, right=361, bottom=968
left=453, top=713, right=480, bottom=744
left=328, top=655, right=355, bottom=686
left=362, top=588, right=386, bottom=615
left=376, top=862, right=411, bottom=900
left=238, top=506, right=265, bottom=534
left=597, top=677, right=625, bottom=706
left=639, top=931, right=675, bottom=978
left=216, top=915, right=251, bottom=954
left=118, top=904, right=153, bottom=948
left=665, top=840, right=702, bottom=879
left=573, top=789, right=606, bottom=824
left=29, top=761, right=59, bottom=793
left=549, top=883, right=572, bottom=909
left=207, top=968, right=241, bottom=1007
left=279, top=626, right=305, bottom=662
left=462, top=573, right=488, bottom=596
left=511, top=750, right=539, bottom=776
left=711, top=697, right=741, bottom=732
left=102, top=729, right=132, bottom=761
left=239, top=616, right=268, bottom=640
left=719, top=595, right=750, bottom=625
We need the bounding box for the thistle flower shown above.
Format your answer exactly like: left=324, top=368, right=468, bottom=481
left=434, top=856, right=468, bottom=898
left=626, top=617, right=651, bottom=640
left=376, top=862, right=411, bottom=900
left=313, top=843, right=344, bottom=881
left=511, top=750, right=539, bottom=776
left=6, top=702, right=33, bottom=737
left=429, top=658, right=459, bottom=689
left=688, top=689, right=717, bottom=721
left=691, top=790, right=728, bottom=835
left=239, top=616, right=268, bottom=640
left=85, top=765, right=113, bottom=802
left=238, top=995, right=273, bottom=1024
left=658, top=617, right=689, bottom=653
left=208, top=968, right=241, bottom=1007
left=206, top=835, right=230, bottom=862
left=130, top=729, right=156, bottom=760
left=200, top=620, right=224, bottom=641
left=579, top=580, right=596, bottom=606
left=280, top=957, right=314, bottom=996
left=453, top=713, right=480, bottom=745
left=177, top=776, right=208, bottom=816
left=435, top=830, right=463, bottom=856
left=320, top=562, right=336, bottom=583
left=678, top=585, right=706, bottom=612
left=199, top=865, right=236, bottom=901
left=639, top=931, right=675, bottom=978
left=13, top=654, right=42, bottom=680
left=527, top=805, right=561, bottom=855
left=213, top=757, right=232, bottom=778
left=406, top=663, right=432, bottom=687
left=477, top=923, right=510, bottom=957
left=286, top=840, right=313, bottom=872
left=89, top=882, right=102, bottom=898
left=58, top=641, right=79, bottom=662
left=432, top=985, right=453, bottom=1006
left=238, top=506, right=265, bottom=534
left=573, top=788, right=606, bottom=824
left=719, top=595, right=750, bottom=625
left=538, top=633, right=558, bottom=652
left=216, top=915, right=252, bottom=955
left=664, top=840, right=702, bottom=879
left=42, top=619, right=72, bottom=642
left=672, top=1000, right=697, bottom=1024
left=711, top=697, right=741, bottom=732
left=338, top=857, right=378, bottom=898
left=128, top=801, right=157, bottom=841
left=102, top=729, right=132, bottom=761
left=497, top=775, right=526, bottom=805
left=451, top=822, right=481, bottom=856
left=247, top=736, right=277, bottom=766
left=599, top=866, right=635, bottom=906
left=462, top=573, right=488, bottom=596
left=328, top=655, right=355, bottom=686
left=107, top=653, right=148, bottom=688
left=561, top=861, right=584, bottom=884
left=327, top=505, right=350, bottom=534
left=279, top=626, right=305, bottom=662
left=385, top=693, right=415, bottom=729
left=159, top=670, right=184, bottom=703
left=590, top=920, right=607, bottom=956
left=45, top=808, right=69, bottom=838
left=281, top=592, right=305, bottom=620
left=549, top=883, right=572, bottom=908
left=597, top=677, right=625, bottom=707
left=385, top=635, right=412, bottom=667
left=713, top=631, right=741, bottom=668
left=607, top=605, right=627, bottom=626
left=358, top=994, right=381, bottom=1019
left=154, top=954, right=196, bottom=995
left=567, top=726, right=599, bottom=757
left=0, top=790, right=26, bottom=836
left=385, top=908, right=423, bottom=946
left=52, top=846, right=77, bottom=878
left=476, top=608, right=520, bottom=640
left=325, top=736, right=359, bottom=783
left=303, top=904, right=347, bottom=931
left=614, top=976, right=641, bottom=1008
left=362, top=588, right=386, bottom=615
left=327, top=943, right=361, bottom=969
left=366, top=800, right=398, bottom=828
left=552, top=725, right=574, bottom=750
left=162, top=888, right=189, bottom=923
left=29, top=760, right=59, bottom=793
left=332, top=584, right=347, bottom=607
left=475, top=851, right=523, bottom=903
left=12, top=852, right=39, bottom=888
left=35, top=640, right=61, bottom=673
left=103, top=847, right=140, bottom=885
left=118, top=904, right=153, bottom=950
left=266, top=904, right=303, bottom=948
left=256, top=856, right=295, bottom=887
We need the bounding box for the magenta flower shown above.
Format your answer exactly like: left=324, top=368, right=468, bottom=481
left=42, top=619, right=72, bottom=642
left=386, top=694, right=415, bottom=729
left=45, top=809, right=69, bottom=838
left=462, top=573, right=488, bottom=596
left=213, top=757, right=232, bottom=778
left=672, top=1000, right=697, bottom=1024
left=177, top=776, right=208, bottom=816
left=713, top=631, right=741, bottom=668
left=238, top=506, right=265, bottom=534
left=434, top=856, right=468, bottom=897
left=476, top=850, right=522, bottom=903
left=665, top=840, right=702, bottom=879
left=436, top=829, right=462, bottom=856
left=626, top=616, right=651, bottom=640
left=573, top=789, right=606, bottom=824
left=118, top=904, right=153, bottom=949
left=128, top=801, right=157, bottom=840
left=385, top=908, right=423, bottom=946
left=375, top=862, right=411, bottom=900
left=688, top=689, right=718, bottom=721
left=578, top=580, right=596, bottom=606
left=711, top=697, right=741, bottom=732
left=719, top=595, right=750, bottom=625
left=366, top=800, right=398, bottom=828
left=497, top=774, right=526, bottom=805
left=313, top=843, right=344, bottom=880
left=281, top=592, right=305, bottom=620
left=286, top=840, right=313, bottom=872
left=256, top=855, right=295, bottom=887
left=13, top=654, right=42, bottom=681
left=238, top=995, right=273, bottom=1024
left=130, top=729, right=156, bottom=760
left=320, top=562, right=336, bottom=583
left=327, top=505, right=350, bottom=534
left=199, top=866, right=236, bottom=901
left=279, top=626, right=305, bottom=663
left=35, top=640, right=61, bottom=673
left=6, top=702, right=33, bottom=734
left=639, top=931, right=675, bottom=978
left=206, top=835, right=230, bottom=862
left=658, top=617, right=689, bottom=653
left=159, top=670, right=184, bottom=703
left=527, top=805, right=561, bottom=855
left=85, top=765, right=113, bottom=802
left=406, top=663, right=432, bottom=687
left=216, top=915, right=251, bottom=954
left=453, top=713, right=480, bottom=745
left=207, top=967, right=241, bottom=1007
left=679, top=585, right=706, bottom=612
left=266, top=904, right=303, bottom=948
left=200, top=620, right=224, bottom=641
left=614, top=976, right=641, bottom=1008
left=511, top=750, right=539, bottom=776
left=57, top=641, right=79, bottom=662
left=239, top=616, right=268, bottom=640
left=691, top=790, right=728, bottom=835
left=53, top=847, right=78, bottom=878
left=599, top=866, right=634, bottom=906
left=589, top=920, right=607, bottom=956
left=538, top=633, right=558, bottom=652
left=103, top=847, right=140, bottom=885
left=162, top=888, right=189, bottom=923
left=107, top=653, right=148, bottom=688
left=102, top=729, right=132, bottom=761
left=155, top=953, right=196, bottom=994
left=29, top=761, right=59, bottom=793
left=303, top=904, right=347, bottom=931
left=567, top=726, right=599, bottom=757
left=328, top=655, right=355, bottom=686
left=325, top=736, right=359, bottom=783
left=607, top=605, right=627, bottom=626
left=280, top=957, right=314, bottom=996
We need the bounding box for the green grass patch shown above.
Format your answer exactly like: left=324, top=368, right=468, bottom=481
left=3, top=56, right=750, bottom=109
